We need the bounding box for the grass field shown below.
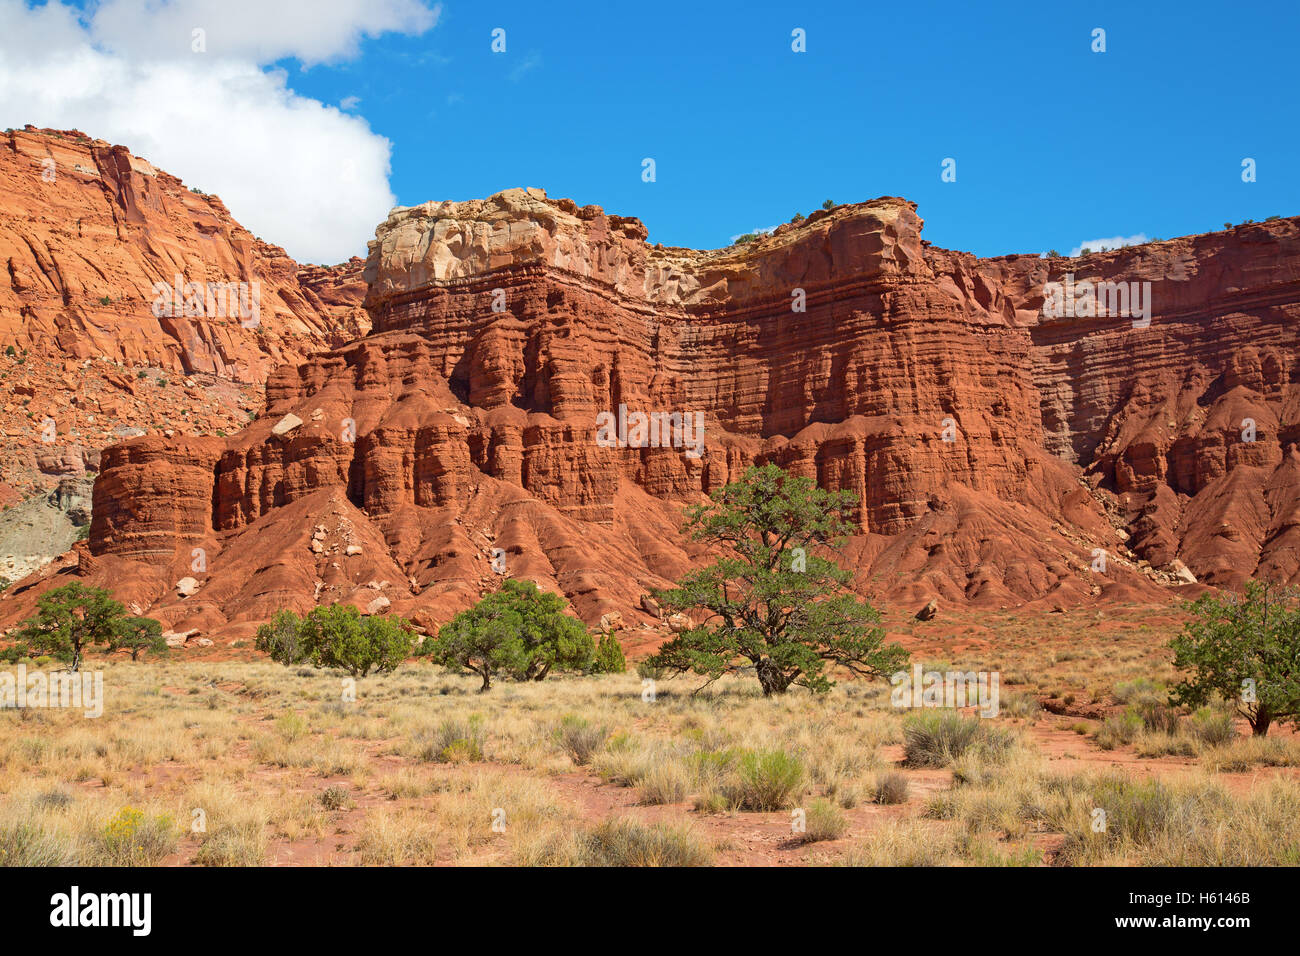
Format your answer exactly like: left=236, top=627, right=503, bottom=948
left=1, top=606, right=1297, bottom=866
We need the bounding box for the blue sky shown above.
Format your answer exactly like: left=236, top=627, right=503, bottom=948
left=11, top=0, right=1298, bottom=261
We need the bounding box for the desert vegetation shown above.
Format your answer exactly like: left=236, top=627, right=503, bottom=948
left=1, top=470, right=1297, bottom=867
left=0, top=623, right=1295, bottom=867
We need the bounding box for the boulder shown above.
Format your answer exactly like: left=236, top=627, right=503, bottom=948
left=271, top=413, right=303, bottom=436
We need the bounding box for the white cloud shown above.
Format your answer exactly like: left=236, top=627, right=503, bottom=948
left=507, top=53, right=541, bottom=82
left=339, top=95, right=362, bottom=111
left=1069, top=233, right=1148, bottom=257
left=0, top=0, right=439, bottom=263
left=87, top=0, right=439, bottom=67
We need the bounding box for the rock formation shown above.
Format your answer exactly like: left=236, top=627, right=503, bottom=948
left=3, top=175, right=1300, bottom=647
left=0, top=127, right=367, bottom=576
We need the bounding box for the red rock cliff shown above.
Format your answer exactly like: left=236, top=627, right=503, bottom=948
left=0, top=127, right=367, bottom=579
left=4, top=184, right=1299, bottom=645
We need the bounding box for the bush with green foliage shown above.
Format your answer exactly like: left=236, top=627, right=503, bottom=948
left=426, top=579, right=594, bottom=691
left=1095, top=710, right=1143, bottom=750
left=1189, top=707, right=1237, bottom=746
left=591, top=633, right=626, bottom=674
left=647, top=463, right=907, bottom=695
left=255, top=609, right=312, bottom=665
left=255, top=604, right=413, bottom=677
left=799, top=798, right=847, bottom=842
left=0, top=642, right=30, bottom=664
left=720, top=749, right=804, bottom=811
left=417, top=715, right=486, bottom=763
left=1169, top=581, right=1300, bottom=736
left=109, top=616, right=168, bottom=661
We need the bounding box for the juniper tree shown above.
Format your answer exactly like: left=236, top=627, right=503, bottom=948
left=15, top=583, right=128, bottom=671
left=256, top=605, right=413, bottom=677
left=1169, top=581, right=1300, bottom=736
left=647, top=464, right=907, bottom=696
left=110, top=615, right=168, bottom=661
left=428, top=580, right=594, bottom=691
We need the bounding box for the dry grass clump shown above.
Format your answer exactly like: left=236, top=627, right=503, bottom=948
left=902, top=711, right=1016, bottom=767
left=357, top=810, right=439, bottom=865
left=1199, top=734, right=1300, bottom=772
left=833, top=820, right=1039, bottom=866
left=872, top=771, right=910, bottom=805
left=554, top=714, right=607, bottom=766
left=517, top=817, right=713, bottom=867
left=1055, top=773, right=1300, bottom=866
left=0, top=635, right=1294, bottom=868
left=415, top=715, right=486, bottom=763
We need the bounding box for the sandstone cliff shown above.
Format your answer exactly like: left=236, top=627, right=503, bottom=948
left=3, top=181, right=1299, bottom=647
left=0, top=127, right=368, bottom=579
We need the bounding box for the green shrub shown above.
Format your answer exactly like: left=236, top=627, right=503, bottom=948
left=427, top=580, right=594, bottom=691
left=95, top=806, right=176, bottom=865
left=0, top=642, right=30, bottom=664
left=800, top=798, right=847, bottom=843
left=1113, top=678, right=1164, bottom=706
left=1189, top=708, right=1237, bottom=746
left=721, top=749, right=804, bottom=811
left=591, top=634, right=626, bottom=674
left=257, top=605, right=414, bottom=676
left=275, top=711, right=308, bottom=742
left=255, top=609, right=311, bottom=665
left=1096, top=711, right=1143, bottom=750
left=418, top=716, right=486, bottom=763
left=0, top=822, right=72, bottom=866
left=636, top=660, right=667, bottom=680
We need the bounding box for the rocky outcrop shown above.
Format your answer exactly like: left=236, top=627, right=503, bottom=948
left=3, top=182, right=1299, bottom=644
left=0, top=126, right=367, bottom=570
